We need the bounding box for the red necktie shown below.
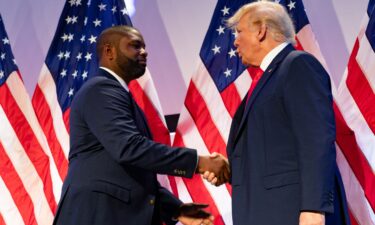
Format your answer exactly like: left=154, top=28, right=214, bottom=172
left=246, top=67, right=264, bottom=105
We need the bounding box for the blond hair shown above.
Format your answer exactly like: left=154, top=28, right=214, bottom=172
left=227, top=0, right=296, bottom=45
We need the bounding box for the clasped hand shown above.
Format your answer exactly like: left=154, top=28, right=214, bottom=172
left=197, top=152, right=230, bottom=186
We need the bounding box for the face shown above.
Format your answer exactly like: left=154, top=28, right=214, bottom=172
left=116, top=30, right=148, bottom=81
left=234, top=15, right=262, bottom=66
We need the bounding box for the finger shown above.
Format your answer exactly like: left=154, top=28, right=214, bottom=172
left=203, top=171, right=210, bottom=179
left=210, top=177, right=218, bottom=185
left=223, top=167, right=230, bottom=182
left=202, top=217, right=214, bottom=224
left=209, top=152, right=218, bottom=158
left=191, top=218, right=203, bottom=225
left=207, top=172, right=216, bottom=182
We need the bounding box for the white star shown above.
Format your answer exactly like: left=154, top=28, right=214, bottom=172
left=72, top=70, right=78, bottom=78
left=68, top=0, right=76, bottom=7
left=12, top=59, right=16, bottom=65
left=93, top=18, right=101, bottom=27
left=85, top=52, right=92, bottom=61
left=2, top=37, right=9, bottom=45
left=98, top=3, right=106, bottom=11
left=212, top=45, right=221, bottom=55
left=216, top=26, right=225, bottom=35
left=68, top=88, right=74, bottom=97
left=75, top=0, right=82, bottom=6
left=82, top=70, right=88, bottom=79
left=67, top=33, right=74, bottom=42
left=71, top=16, right=78, bottom=24
left=224, top=68, right=232, bottom=77
left=88, top=35, right=97, bottom=44
left=80, top=35, right=86, bottom=42
left=57, top=51, right=64, bottom=60
left=1, top=52, right=5, bottom=60
left=232, top=31, right=238, bottom=38
left=84, top=17, right=88, bottom=26
left=87, top=0, right=91, bottom=6
left=228, top=48, right=236, bottom=58
left=221, top=6, right=230, bottom=16
left=0, top=70, right=4, bottom=79
left=64, top=51, right=71, bottom=60
left=65, top=16, right=72, bottom=24
left=76, top=52, right=82, bottom=61
left=288, top=1, right=296, bottom=10
left=112, top=6, right=117, bottom=14
left=60, top=69, right=67, bottom=77
left=61, top=33, right=68, bottom=42
left=121, top=7, right=128, bottom=15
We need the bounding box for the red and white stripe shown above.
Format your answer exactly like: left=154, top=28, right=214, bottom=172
left=172, top=54, right=252, bottom=224
left=129, top=68, right=177, bottom=195
left=336, top=11, right=375, bottom=224
left=0, top=71, right=57, bottom=225
left=32, top=64, right=69, bottom=183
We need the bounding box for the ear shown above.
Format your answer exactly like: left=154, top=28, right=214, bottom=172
left=104, top=44, right=115, bottom=60
left=257, top=24, right=267, bottom=42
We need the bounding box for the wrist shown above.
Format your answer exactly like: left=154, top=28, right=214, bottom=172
left=196, top=156, right=207, bottom=174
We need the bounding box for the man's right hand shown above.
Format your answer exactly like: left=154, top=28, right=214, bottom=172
left=197, top=153, right=230, bottom=185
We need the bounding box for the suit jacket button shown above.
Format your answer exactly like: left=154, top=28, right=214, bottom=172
left=149, top=199, right=155, bottom=205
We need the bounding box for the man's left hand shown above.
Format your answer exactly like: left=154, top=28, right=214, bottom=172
left=299, top=211, right=325, bottom=225
left=177, top=203, right=214, bottom=225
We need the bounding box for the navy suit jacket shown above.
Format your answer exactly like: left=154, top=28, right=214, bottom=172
left=53, top=69, right=198, bottom=225
left=227, top=45, right=350, bottom=225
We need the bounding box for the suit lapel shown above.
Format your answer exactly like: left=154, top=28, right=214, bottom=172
left=99, top=69, right=153, bottom=139
left=233, top=45, right=295, bottom=144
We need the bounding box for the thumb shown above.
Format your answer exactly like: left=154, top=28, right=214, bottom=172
left=209, top=152, right=218, bottom=158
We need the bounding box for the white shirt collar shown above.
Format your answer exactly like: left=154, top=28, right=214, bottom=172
left=100, top=66, right=129, bottom=92
left=260, top=42, right=289, bottom=71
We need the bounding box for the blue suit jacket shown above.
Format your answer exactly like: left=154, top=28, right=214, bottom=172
left=227, top=45, right=350, bottom=225
left=53, top=69, right=198, bottom=225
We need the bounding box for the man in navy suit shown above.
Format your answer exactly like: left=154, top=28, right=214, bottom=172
left=205, top=1, right=350, bottom=225
left=53, top=26, right=230, bottom=225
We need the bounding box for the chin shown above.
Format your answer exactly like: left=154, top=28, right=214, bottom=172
left=134, top=67, right=146, bottom=79
left=241, top=60, right=250, bottom=66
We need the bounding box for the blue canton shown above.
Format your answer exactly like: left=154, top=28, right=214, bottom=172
left=0, top=14, right=18, bottom=86
left=45, top=0, right=132, bottom=113
left=200, top=0, right=309, bottom=93
left=366, top=0, right=375, bottom=51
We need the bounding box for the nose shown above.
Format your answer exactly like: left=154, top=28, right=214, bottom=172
left=234, top=38, right=239, bottom=48
left=140, top=48, right=148, bottom=58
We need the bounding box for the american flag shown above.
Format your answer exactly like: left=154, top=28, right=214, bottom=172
left=173, top=0, right=374, bottom=224
left=0, top=14, right=55, bottom=224
left=335, top=0, right=375, bottom=224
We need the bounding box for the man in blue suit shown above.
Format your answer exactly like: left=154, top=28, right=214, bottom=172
left=53, top=26, right=229, bottom=225
left=205, top=1, right=350, bottom=225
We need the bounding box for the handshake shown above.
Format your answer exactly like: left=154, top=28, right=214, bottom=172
left=196, top=152, right=230, bottom=186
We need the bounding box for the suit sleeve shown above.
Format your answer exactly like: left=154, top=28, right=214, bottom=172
left=157, top=182, right=182, bottom=225
left=83, top=80, right=198, bottom=178
left=283, top=53, right=336, bottom=213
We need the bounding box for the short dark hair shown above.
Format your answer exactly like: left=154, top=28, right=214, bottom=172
left=96, top=25, right=139, bottom=60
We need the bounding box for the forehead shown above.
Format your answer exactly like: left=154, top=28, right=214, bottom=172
left=236, top=13, right=250, bottom=30
left=121, top=30, right=144, bottom=43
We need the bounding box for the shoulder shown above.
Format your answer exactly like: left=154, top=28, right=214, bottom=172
left=72, top=75, right=131, bottom=108
left=284, top=50, right=319, bottom=66
left=281, top=50, right=331, bottom=88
